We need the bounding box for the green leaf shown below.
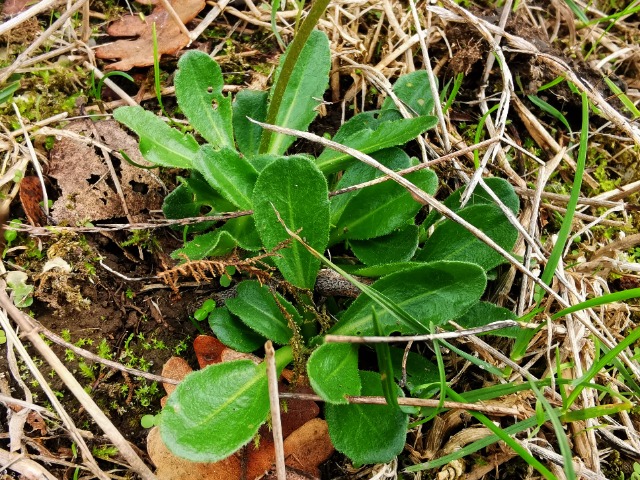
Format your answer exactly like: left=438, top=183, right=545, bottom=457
left=453, top=302, right=522, bottom=338
left=527, top=95, right=572, bottom=132
left=220, top=216, right=262, bottom=251
left=350, top=224, right=419, bottom=265
left=316, top=115, right=437, bottom=174
left=175, top=50, right=234, bottom=148
left=382, top=70, right=435, bottom=116
left=0, top=79, right=21, bottom=105
left=330, top=153, right=437, bottom=243
left=417, top=204, right=518, bottom=271
left=113, top=106, right=199, bottom=169
left=331, top=262, right=486, bottom=336
left=160, top=347, right=293, bottom=462
left=172, top=229, right=238, bottom=260
left=226, top=280, right=297, bottom=344
left=6, top=271, right=33, bottom=308
left=233, top=90, right=268, bottom=157
left=208, top=306, right=265, bottom=352
left=253, top=156, right=330, bottom=289
left=603, top=77, right=640, bottom=119
left=266, top=29, right=331, bottom=155
left=193, top=145, right=258, bottom=210
left=307, top=343, right=361, bottom=404
left=422, top=177, right=519, bottom=231
left=330, top=147, right=411, bottom=225
left=161, top=175, right=222, bottom=233
left=389, top=347, right=439, bottom=397
left=325, top=370, right=408, bottom=464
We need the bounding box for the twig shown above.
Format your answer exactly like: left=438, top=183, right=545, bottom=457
left=8, top=211, right=251, bottom=235
left=329, top=138, right=498, bottom=197
left=278, top=392, right=520, bottom=417
left=265, top=341, right=286, bottom=480
left=325, top=321, right=519, bottom=343
left=190, top=0, right=231, bottom=40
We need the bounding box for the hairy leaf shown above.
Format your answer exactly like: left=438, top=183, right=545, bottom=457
left=193, top=145, right=258, bottom=210
left=350, top=225, right=419, bottom=265
left=208, top=306, right=265, bottom=352
left=316, top=115, right=437, bottom=174
left=266, top=30, right=331, bottom=155
left=114, top=106, right=199, bottom=169
left=325, top=371, right=408, bottom=464
left=171, top=229, right=238, bottom=260
left=452, top=301, right=521, bottom=339
left=253, top=156, right=330, bottom=289
left=226, top=280, right=297, bottom=344
left=382, top=70, right=435, bottom=116
left=233, top=90, right=268, bottom=157
left=160, top=347, right=293, bottom=462
left=160, top=360, right=269, bottom=462
left=175, top=51, right=234, bottom=148
left=307, top=343, right=360, bottom=404
left=332, top=168, right=435, bottom=242
left=422, top=177, right=519, bottom=230
left=417, top=204, right=518, bottom=271
left=331, top=262, right=486, bottom=336
left=389, top=347, right=439, bottom=397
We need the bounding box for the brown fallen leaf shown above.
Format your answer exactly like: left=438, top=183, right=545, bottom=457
left=19, top=176, right=46, bottom=227
left=193, top=335, right=227, bottom=368
left=48, top=119, right=163, bottom=224
left=2, top=0, right=35, bottom=16
left=282, top=419, right=334, bottom=478
left=94, top=0, right=205, bottom=71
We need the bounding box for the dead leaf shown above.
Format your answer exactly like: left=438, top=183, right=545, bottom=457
left=147, top=427, right=243, bottom=480
left=94, top=0, right=205, bottom=71
left=48, top=119, right=163, bottom=224
left=161, top=357, right=192, bottom=396
left=282, top=419, right=333, bottom=478
left=19, top=176, right=46, bottom=227
left=193, top=335, right=227, bottom=368
left=1, top=0, right=35, bottom=16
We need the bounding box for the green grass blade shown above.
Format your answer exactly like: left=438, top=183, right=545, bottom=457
left=529, top=380, right=575, bottom=479
left=373, top=308, right=398, bottom=408
left=414, top=387, right=556, bottom=480
left=566, top=326, right=640, bottom=406
left=514, top=90, right=588, bottom=360
left=527, top=94, right=572, bottom=132
left=270, top=0, right=286, bottom=50
left=563, top=0, right=588, bottom=23
left=603, top=76, right=640, bottom=118
left=443, top=73, right=463, bottom=114
left=551, top=287, right=640, bottom=320
left=152, top=23, right=167, bottom=117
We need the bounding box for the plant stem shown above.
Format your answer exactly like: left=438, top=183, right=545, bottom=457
left=259, top=0, right=330, bottom=154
